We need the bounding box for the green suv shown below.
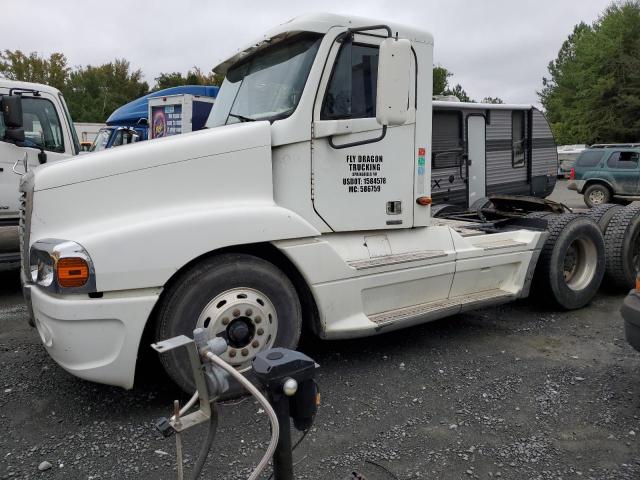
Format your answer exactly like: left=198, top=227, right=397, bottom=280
left=568, top=145, right=640, bottom=207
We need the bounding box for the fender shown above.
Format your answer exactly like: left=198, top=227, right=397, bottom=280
left=583, top=178, right=615, bottom=194
left=81, top=204, right=321, bottom=292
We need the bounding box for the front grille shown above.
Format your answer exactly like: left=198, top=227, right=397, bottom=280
left=19, top=175, right=34, bottom=278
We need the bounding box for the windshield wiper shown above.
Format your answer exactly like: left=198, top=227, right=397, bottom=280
left=228, top=113, right=256, bottom=122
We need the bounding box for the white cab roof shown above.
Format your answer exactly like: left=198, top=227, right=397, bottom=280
left=214, top=12, right=433, bottom=74
left=0, top=78, right=62, bottom=96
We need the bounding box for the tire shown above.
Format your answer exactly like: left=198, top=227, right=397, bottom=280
left=526, top=211, right=554, bottom=219
left=603, top=203, right=640, bottom=290
left=583, top=184, right=612, bottom=208
left=584, top=203, right=623, bottom=233
left=532, top=214, right=605, bottom=309
left=154, top=253, right=302, bottom=394
left=470, top=196, right=492, bottom=212
left=432, top=203, right=464, bottom=218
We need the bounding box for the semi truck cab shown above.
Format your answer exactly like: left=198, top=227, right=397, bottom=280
left=19, top=14, right=606, bottom=392
left=0, top=80, right=79, bottom=270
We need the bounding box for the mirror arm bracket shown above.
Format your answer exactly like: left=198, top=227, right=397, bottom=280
left=328, top=125, right=387, bottom=150
left=347, top=24, right=393, bottom=38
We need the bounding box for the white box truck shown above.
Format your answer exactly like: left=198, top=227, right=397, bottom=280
left=148, top=93, right=215, bottom=139
left=19, top=14, right=638, bottom=393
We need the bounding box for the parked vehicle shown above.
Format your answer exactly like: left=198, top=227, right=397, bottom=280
left=0, top=79, right=79, bottom=270
left=17, top=14, right=634, bottom=394
left=431, top=100, right=558, bottom=208
left=90, top=85, right=218, bottom=152
left=148, top=93, right=215, bottom=139
left=75, top=122, right=104, bottom=151
left=557, top=144, right=586, bottom=178
left=568, top=144, right=640, bottom=207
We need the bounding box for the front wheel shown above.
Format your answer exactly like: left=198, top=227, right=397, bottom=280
left=154, top=253, right=302, bottom=394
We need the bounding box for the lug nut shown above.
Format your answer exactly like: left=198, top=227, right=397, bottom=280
left=255, top=316, right=262, bottom=324
left=245, top=308, right=253, bottom=316
left=257, top=328, right=264, bottom=336
left=252, top=340, right=259, bottom=348
left=229, top=350, right=237, bottom=358
left=233, top=309, right=240, bottom=317
left=222, top=317, right=229, bottom=325
left=241, top=348, right=249, bottom=356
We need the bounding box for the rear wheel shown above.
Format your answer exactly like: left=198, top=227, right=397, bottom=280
left=584, top=184, right=611, bottom=208
left=585, top=203, right=623, bottom=233
left=603, top=203, right=640, bottom=290
left=533, top=214, right=605, bottom=309
left=154, top=253, right=302, bottom=394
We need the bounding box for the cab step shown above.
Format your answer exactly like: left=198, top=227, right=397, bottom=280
left=368, top=288, right=514, bottom=325
left=347, top=250, right=447, bottom=270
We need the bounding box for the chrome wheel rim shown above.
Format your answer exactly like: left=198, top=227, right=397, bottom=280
left=563, top=237, right=598, bottom=291
left=197, top=288, right=278, bottom=372
left=589, top=190, right=605, bottom=205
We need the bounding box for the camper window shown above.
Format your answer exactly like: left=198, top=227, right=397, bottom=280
left=512, top=111, right=525, bottom=168
left=321, top=43, right=379, bottom=120
left=432, top=110, right=464, bottom=169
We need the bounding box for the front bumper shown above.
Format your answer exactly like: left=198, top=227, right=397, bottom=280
left=25, top=284, right=160, bottom=389
left=621, top=291, right=640, bottom=352
left=566, top=180, right=585, bottom=192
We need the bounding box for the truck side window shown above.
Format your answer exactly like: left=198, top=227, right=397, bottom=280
left=21, top=98, right=65, bottom=153
left=607, top=151, right=639, bottom=169
left=432, top=111, right=463, bottom=169
left=321, top=43, right=379, bottom=120
left=512, top=111, right=525, bottom=168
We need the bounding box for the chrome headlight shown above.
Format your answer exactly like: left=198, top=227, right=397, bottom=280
left=29, top=239, right=96, bottom=293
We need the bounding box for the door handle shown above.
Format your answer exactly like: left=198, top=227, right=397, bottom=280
left=12, top=152, right=27, bottom=175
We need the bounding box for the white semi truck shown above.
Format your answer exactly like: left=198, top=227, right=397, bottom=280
left=0, top=79, right=79, bottom=270
left=19, top=14, right=630, bottom=393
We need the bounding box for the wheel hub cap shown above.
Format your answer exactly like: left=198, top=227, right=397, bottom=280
left=196, top=288, right=278, bottom=371
left=563, top=237, right=598, bottom=291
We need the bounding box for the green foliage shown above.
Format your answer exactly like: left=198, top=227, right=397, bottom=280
left=153, top=67, right=223, bottom=91
left=540, top=1, right=640, bottom=144
left=433, top=66, right=451, bottom=95
left=445, top=84, right=473, bottom=103
left=64, top=59, right=149, bottom=122
left=0, top=50, right=69, bottom=92
left=482, top=96, right=504, bottom=104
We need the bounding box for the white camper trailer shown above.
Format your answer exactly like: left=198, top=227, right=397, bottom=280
left=431, top=101, right=558, bottom=209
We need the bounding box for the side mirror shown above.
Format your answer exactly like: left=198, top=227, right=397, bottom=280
left=376, top=37, right=412, bottom=127
left=1, top=95, right=24, bottom=129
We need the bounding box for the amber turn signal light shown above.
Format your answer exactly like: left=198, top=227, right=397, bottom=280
left=416, top=196, right=432, bottom=205
left=636, top=275, right=640, bottom=291
left=57, top=257, right=89, bottom=288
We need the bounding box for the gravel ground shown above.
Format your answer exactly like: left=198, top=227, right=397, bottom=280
left=548, top=179, right=587, bottom=210
left=1, top=261, right=639, bottom=480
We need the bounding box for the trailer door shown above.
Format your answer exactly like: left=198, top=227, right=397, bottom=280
left=311, top=34, right=416, bottom=231
left=466, top=115, right=486, bottom=204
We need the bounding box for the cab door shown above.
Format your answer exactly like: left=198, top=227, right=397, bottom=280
left=311, top=34, right=416, bottom=231
left=0, top=92, right=70, bottom=220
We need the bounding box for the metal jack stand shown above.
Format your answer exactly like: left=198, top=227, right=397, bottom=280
left=253, top=349, right=319, bottom=480
left=152, top=329, right=319, bottom=480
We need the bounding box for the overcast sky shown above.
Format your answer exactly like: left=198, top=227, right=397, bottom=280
left=3, top=0, right=612, bottom=105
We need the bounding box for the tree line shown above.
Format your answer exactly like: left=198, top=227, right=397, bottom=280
left=540, top=1, right=640, bottom=144
left=0, top=48, right=494, bottom=123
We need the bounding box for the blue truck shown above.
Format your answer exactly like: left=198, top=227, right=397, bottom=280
left=89, top=85, right=218, bottom=152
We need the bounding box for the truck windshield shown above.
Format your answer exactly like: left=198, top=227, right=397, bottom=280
left=207, top=33, right=322, bottom=127
left=90, top=128, right=112, bottom=152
